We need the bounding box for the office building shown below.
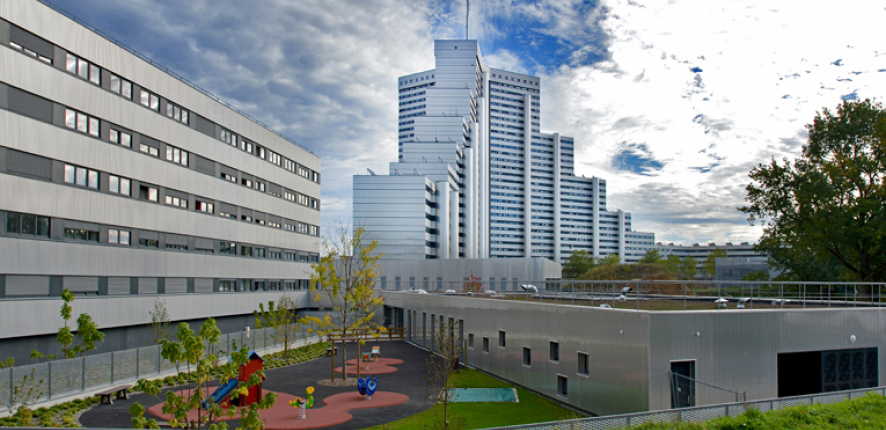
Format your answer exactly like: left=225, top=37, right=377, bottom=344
left=354, top=40, right=654, bottom=264
left=0, top=1, right=320, bottom=361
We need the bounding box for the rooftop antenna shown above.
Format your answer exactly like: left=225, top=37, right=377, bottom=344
left=466, top=0, right=470, bottom=40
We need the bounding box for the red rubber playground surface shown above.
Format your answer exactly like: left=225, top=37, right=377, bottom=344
left=335, top=357, right=405, bottom=375
left=79, top=341, right=438, bottom=430
left=147, top=388, right=409, bottom=430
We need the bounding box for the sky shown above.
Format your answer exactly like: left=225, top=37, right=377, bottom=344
left=52, top=0, right=885, bottom=245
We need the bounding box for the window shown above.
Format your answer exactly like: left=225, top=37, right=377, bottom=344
left=195, top=244, right=214, bottom=254
left=108, top=174, right=131, bottom=196
left=139, top=89, right=160, bottom=111
left=165, top=145, right=189, bottom=166
left=139, top=144, right=159, bottom=157
left=240, top=139, right=253, bottom=153
left=578, top=352, right=589, bottom=376
left=64, top=108, right=100, bottom=137
left=468, top=333, right=474, bottom=349
left=219, top=280, right=235, bottom=292
left=284, top=251, right=297, bottom=261
left=255, top=248, right=266, bottom=258
left=241, top=177, right=253, bottom=188
left=240, top=245, right=253, bottom=257
left=255, top=218, right=265, bottom=226
left=550, top=341, right=560, bottom=362
left=9, top=41, right=52, bottom=63
left=380, top=277, right=387, bottom=290
left=65, top=53, right=100, bottom=85
left=5, top=212, right=49, bottom=237
left=297, top=223, right=308, bottom=234
left=165, top=101, right=189, bottom=124
left=64, top=228, right=98, bottom=242
left=63, top=164, right=99, bottom=189
left=254, top=180, right=265, bottom=192
left=267, top=150, right=281, bottom=166
left=139, top=185, right=158, bottom=202
left=109, top=74, right=132, bottom=99
left=221, top=173, right=237, bottom=183
left=309, top=225, right=319, bottom=236
left=196, top=201, right=214, bottom=213
left=557, top=375, right=568, bottom=397
left=165, top=195, right=187, bottom=208
left=166, top=243, right=187, bottom=251
left=523, top=347, right=532, bottom=366
left=220, top=128, right=236, bottom=146
left=107, top=228, right=130, bottom=245
left=482, top=337, right=490, bottom=353
left=268, top=220, right=280, bottom=228
left=269, top=251, right=282, bottom=259
left=219, top=210, right=236, bottom=219
left=108, top=128, right=132, bottom=147
left=219, top=241, right=236, bottom=255
left=499, top=331, right=506, bottom=348
left=241, top=214, right=253, bottom=222
left=256, top=145, right=266, bottom=160
left=138, top=238, right=159, bottom=248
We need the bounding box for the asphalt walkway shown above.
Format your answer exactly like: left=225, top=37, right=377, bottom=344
left=79, top=340, right=438, bottom=430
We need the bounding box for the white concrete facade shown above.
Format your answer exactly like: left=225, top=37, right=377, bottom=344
left=354, top=40, right=654, bottom=264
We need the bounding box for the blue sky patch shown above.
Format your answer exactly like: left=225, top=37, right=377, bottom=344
left=613, top=143, right=664, bottom=176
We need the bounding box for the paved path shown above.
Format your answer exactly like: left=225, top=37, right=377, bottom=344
left=79, top=341, right=438, bottom=430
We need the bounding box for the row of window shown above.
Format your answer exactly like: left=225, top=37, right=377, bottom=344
left=55, top=160, right=319, bottom=236
left=9, top=25, right=320, bottom=186
left=2, top=210, right=319, bottom=262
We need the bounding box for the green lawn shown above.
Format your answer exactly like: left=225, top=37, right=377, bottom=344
left=629, top=393, right=886, bottom=429
left=369, top=368, right=583, bottom=430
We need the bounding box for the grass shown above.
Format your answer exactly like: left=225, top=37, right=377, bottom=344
left=368, top=368, right=583, bottom=430
left=629, top=393, right=886, bottom=429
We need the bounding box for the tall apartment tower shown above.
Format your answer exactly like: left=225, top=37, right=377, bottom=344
left=354, top=40, right=653, bottom=263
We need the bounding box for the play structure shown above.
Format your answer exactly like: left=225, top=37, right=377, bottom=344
left=357, top=376, right=379, bottom=400
left=289, top=387, right=315, bottom=419
left=202, top=351, right=265, bottom=409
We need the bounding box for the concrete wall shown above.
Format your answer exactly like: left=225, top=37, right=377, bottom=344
left=376, top=257, right=561, bottom=291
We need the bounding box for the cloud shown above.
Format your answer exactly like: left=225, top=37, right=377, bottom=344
left=55, top=0, right=886, bottom=245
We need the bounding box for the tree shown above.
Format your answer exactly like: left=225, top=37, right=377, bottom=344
left=254, top=294, right=298, bottom=358
left=0, top=358, right=44, bottom=425
left=304, top=224, right=384, bottom=381
left=562, top=250, right=596, bottom=279
left=129, top=319, right=277, bottom=430
left=462, top=270, right=482, bottom=293
left=742, top=270, right=770, bottom=282
left=426, top=319, right=464, bottom=430
left=663, top=255, right=682, bottom=275
left=638, top=249, right=665, bottom=265
left=149, top=298, right=173, bottom=345
left=679, top=256, right=698, bottom=279
left=599, top=254, right=621, bottom=266
left=740, top=99, right=886, bottom=282
left=702, top=249, right=728, bottom=279
left=33, top=289, right=105, bottom=360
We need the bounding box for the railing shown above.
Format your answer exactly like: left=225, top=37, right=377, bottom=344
left=394, top=280, right=886, bottom=311
left=327, top=327, right=405, bottom=341
left=486, top=386, right=886, bottom=429
left=34, top=0, right=314, bottom=155
left=0, top=325, right=318, bottom=413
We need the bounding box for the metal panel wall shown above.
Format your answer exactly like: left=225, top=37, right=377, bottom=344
left=5, top=275, right=49, bottom=296
left=386, top=293, right=651, bottom=415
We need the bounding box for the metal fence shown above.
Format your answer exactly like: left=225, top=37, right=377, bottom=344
left=397, top=280, right=886, bottom=311
left=487, top=386, right=886, bottom=430
left=0, top=325, right=316, bottom=412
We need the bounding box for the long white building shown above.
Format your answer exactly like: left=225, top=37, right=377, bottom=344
left=354, top=40, right=654, bottom=263
left=0, top=1, right=320, bottom=362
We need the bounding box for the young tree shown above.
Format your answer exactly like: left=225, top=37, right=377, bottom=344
left=34, top=289, right=105, bottom=360
left=599, top=254, right=621, bottom=266
left=462, top=270, right=482, bottom=293
left=637, top=249, right=665, bottom=265
left=254, top=294, right=298, bottom=358
left=0, top=358, right=44, bottom=425
left=702, top=249, right=728, bottom=279
left=663, top=255, right=682, bottom=275
left=426, top=319, right=464, bottom=430
left=304, top=224, right=384, bottom=381
left=129, top=319, right=277, bottom=430
left=149, top=298, right=173, bottom=345
left=679, top=256, right=698, bottom=279
left=562, top=250, right=596, bottom=279
left=740, top=99, right=886, bottom=282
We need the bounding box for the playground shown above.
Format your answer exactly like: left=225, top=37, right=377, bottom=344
left=78, top=341, right=437, bottom=430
